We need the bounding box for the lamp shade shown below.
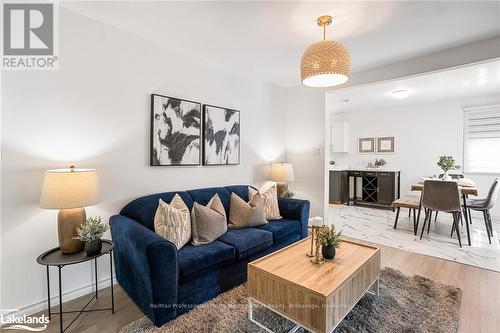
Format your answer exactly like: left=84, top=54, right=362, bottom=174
left=40, top=168, right=100, bottom=209
left=270, top=163, right=295, bottom=182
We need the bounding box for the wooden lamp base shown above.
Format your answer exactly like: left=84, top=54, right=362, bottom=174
left=58, top=208, right=86, bottom=253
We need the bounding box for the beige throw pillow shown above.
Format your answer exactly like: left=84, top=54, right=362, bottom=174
left=191, top=194, right=228, bottom=246
left=249, top=184, right=282, bottom=220
left=228, top=192, right=267, bottom=229
left=153, top=194, right=191, bottom=249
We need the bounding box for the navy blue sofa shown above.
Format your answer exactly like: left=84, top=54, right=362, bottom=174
left=110, top=185, right=310, bottom=327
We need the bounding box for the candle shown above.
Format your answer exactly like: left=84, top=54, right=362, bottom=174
left=312, top=216, right=323, bottom=227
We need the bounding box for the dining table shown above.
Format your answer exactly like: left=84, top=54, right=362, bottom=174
left=410, top=182, right=479, bottom=246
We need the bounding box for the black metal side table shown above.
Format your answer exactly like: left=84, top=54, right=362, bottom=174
left=36, top=239, right=115, bottom=333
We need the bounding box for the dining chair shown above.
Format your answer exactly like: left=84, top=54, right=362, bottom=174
left=420, top=180, right=463, bottom=247
left=433, top=174, right=464, bottom=222
left=463, top=178, right=500, bottom=244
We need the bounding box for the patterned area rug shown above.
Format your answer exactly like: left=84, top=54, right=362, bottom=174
left=120, top=268, right=461, bottom=333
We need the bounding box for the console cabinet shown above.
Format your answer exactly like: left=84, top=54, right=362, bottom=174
left=329, top=170, right=401, bottom=208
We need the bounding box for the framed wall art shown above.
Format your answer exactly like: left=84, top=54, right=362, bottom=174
left=150, top=94, right=201, bottom=166
left=358, top=137, right=375, bottom=154
left=377, top=136, right=395, bottom=153
left=203, top=104, right=240, bottom=165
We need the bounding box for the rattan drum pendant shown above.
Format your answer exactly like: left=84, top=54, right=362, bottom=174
left=301, top=15, right=350, bottom=88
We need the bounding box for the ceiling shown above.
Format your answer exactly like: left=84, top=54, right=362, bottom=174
left=62, top=1, right=500, bottom=87
left=326, top=60, right=500, bottom=113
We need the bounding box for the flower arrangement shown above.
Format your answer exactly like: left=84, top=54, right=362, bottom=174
left=74, top=216, right=108, bottom=242
left=318, top=225, right=342, bottom=248
left=437, top=155, right=461, bottom=173
left=367, top=158, right=387, bottom=169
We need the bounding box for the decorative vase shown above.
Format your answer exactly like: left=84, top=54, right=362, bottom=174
left=84, top=239, right=102, bottom=256
left=321, top=245, right=336, bottom=260
left=443, top=171, right=451, bottom=181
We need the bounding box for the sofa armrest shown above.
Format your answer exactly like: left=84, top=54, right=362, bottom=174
left=278, top=197, right=310, bottom=238
left=110, top=214, right=178, bottom=326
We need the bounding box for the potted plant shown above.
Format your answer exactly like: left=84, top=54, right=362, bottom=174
left=367, top=158, right=387, bottom=169
left=74, top=216, right=108, bottom=256
left=329, top=160, right=336, bottom=166
left=437, top=156, right=461, bottom=180
left=318, top=225, right=342, bottom=260
left=280, top=188, right=296, bottom=198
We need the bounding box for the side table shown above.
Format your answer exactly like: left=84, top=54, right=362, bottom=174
left=36, top=239, right=115, bottom=333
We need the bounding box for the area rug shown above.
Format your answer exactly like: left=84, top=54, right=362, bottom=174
left=120, top=267, right=461, bottom=333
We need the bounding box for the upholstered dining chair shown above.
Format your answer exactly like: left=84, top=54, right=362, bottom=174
left=463, top=178, right=499, bottom=244
left=433, top=174, right=464, bottom=222
left=420, top=180, right=463, bottom=247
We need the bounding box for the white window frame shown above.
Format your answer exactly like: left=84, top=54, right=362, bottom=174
left=463, top=104, right=500, bottom=175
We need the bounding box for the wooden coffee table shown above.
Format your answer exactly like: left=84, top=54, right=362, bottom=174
left=248, top=238, right=380, bottom=333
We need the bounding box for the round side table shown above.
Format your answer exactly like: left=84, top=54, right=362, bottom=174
left=36, top=239, right=115, bottom=333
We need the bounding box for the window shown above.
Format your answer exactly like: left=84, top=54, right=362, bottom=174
left=463, top=104, right=500, bottom=174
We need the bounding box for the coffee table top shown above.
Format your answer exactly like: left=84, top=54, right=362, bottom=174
left=249, top=237, right=379, bottom=297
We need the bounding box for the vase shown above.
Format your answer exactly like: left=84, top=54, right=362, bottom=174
left=321, top=245, right=336, bottom=260
left=84, top=239, right=102, bottom=256
left=443, top=171, right=451, bottom=181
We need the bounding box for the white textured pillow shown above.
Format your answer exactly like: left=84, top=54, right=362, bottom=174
left=154, top=194, right=191, bottom=249
left=249, top=184, right=282, bottom=220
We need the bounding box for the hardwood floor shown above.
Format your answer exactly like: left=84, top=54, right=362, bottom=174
left=28, top=243, right=500, bottom=333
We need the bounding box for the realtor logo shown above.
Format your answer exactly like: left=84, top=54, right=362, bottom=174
left=2, top=2, right=58, bottom=69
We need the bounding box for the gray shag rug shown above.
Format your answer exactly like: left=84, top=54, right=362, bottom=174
left=120, top=268, right=461, bottom=333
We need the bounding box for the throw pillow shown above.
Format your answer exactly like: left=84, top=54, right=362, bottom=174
left=228, top=192, right=267, bottom=229
left=153, top=194, right=191, bottom=249
left=191, top=194, right=228, bottom=246
left=249, top=184, right=282, bottom=220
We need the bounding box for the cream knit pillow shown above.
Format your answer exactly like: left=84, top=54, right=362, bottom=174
left=249, top=184, right=282, bottom=220
left=153, top=194, right=191, bottom=249
left=228, top=192, right=267, bottom=229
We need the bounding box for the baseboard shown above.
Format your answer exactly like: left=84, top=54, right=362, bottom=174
left=5, top=276, right=118, bottom=319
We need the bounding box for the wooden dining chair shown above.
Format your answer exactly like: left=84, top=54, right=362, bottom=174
left=420, top=180, right=463, bottom=247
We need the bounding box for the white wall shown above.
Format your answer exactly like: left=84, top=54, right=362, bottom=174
left=329, top=93, right=500, bottom=218
left=284, top=87, right=326, bottom=217
left=0, top=8, right=286, bottom=314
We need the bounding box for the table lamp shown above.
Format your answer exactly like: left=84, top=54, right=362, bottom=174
left=40, top=166, right=100, bottom=254
left=270, top=162, right=295, bottom=196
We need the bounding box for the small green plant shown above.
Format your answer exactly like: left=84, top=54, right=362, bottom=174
left=74, top=216, right=108, bottom=242
left=280, top=189, right=296, bottom=198
left=437, top=156, right=461, bottom=173
left=367, top=158, right=387, bottom=168
left=318, top=225, right=342, bottom=248
left=329, top=160, right=336, bottom=165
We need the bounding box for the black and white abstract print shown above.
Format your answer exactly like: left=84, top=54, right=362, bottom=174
left=151, top=94, right=201, bottom=166
left=203, top=105, right=240, bottom=165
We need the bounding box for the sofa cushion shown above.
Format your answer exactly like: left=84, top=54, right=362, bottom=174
left=217, top=228, right=273, bottom=259
left=257, top=219, right=301, bottom=243
left=120, top=192, right=193, bottom=231
left=224, top=185, right=256, bottom=202
left=191, top=194, right=227, bottom=246
left=228, top=193, right=267, bottom=229
left=187, top=187, right=231, bottom=218
left=178, top=241, right=235, bottom=279
left=153, top=195, right=191, bottom=249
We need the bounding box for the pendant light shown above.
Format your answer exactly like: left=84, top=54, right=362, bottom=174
left=300, top=15, right=350, bottom=88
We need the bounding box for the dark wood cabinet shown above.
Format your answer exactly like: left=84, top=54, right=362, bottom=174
left=329, top=170, right=400, bottom=209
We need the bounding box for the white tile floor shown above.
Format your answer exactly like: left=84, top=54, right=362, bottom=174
left=329, top=204, right=500, bottom=272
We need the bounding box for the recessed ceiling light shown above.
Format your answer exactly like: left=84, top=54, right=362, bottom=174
left=391, top=89, right=411, bottom=99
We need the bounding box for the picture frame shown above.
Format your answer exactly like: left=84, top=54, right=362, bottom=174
left=377, top=136, right=395, bottom=153
left=203, top=104, right=240, bottom=165
left=150, top=94, right=202, bottom=166
left=358, top=137, right=375, bottom=154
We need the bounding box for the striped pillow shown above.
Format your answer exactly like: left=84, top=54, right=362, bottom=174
left=249, top=184, right=282, bottom=220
